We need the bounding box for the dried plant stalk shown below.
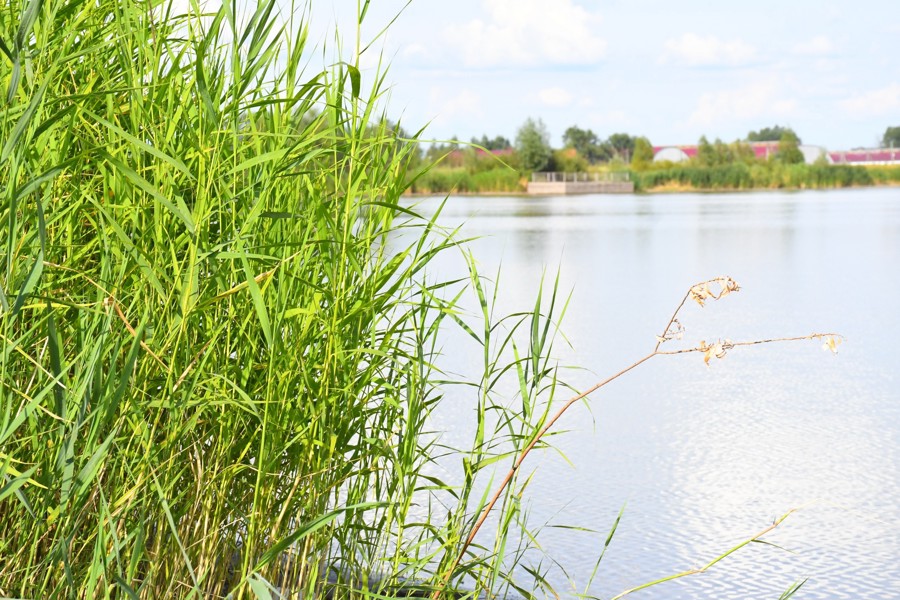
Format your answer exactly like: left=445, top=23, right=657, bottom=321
left=434, top=276, right=841, bottom=597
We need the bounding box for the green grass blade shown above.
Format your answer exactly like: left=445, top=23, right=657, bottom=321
left=15, top=0, right=42, bottom=49
left=2, top=76, right=50, bottom=162
left=10, top=248, right=43, bottom=317
left=103, top=153, right=196, bottom=234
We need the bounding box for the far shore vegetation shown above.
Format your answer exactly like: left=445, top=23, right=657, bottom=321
left=407, top=120, right=900, bottom=195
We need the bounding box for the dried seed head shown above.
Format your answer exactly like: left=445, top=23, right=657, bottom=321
left=701, top=338, right=733, bottom=365
left=716, top=276, right=740, bottom=297
left=657, top=319, right=686, bottom=344
left=689, top=277, right=740, bottom=307
left=690, top=283, right=713, bottom=306
left=822, top=336, right=842, bottom=354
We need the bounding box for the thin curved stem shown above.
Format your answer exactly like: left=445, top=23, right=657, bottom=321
left=609, top=509, right=797, bottom=600
left=441, top=350, right=658, bottom=586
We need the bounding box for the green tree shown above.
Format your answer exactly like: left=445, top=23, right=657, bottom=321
left=515, top=117, right=553, bottom=171
left=563, top=125, right=607, bottom=163
left=606, top=132, right=636, bottom=160
left=731, top=140, right=757, bottom=164
left=712, top=138, right=734, bottom=165
left=424, top=142, right=448, bottom=162
left=631, top=136, right=654, bottom=170
left=696, top=135, right=716, bottom=166
left=778, top=130, right=805, bottom=164
left=882, top=126, right=900, bottom=148
left=472, top=134, right=512, bottom=150
left=748, top=125, right=801, bottom=144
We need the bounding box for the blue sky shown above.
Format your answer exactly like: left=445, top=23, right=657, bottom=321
left=310, top=1, right=899, bottom=150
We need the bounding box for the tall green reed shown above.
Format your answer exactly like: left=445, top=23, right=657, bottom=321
left=0, top=0, right=514, bottom=597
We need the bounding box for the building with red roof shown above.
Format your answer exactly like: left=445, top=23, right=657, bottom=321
left=653, top=143, right=900, bottom=166
left=652, top=142, right=827, bottom=164
left=829, top=148, right=900, bottom=165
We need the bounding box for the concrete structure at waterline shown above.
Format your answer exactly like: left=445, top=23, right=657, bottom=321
left=527, top=171, right=634, bottom=194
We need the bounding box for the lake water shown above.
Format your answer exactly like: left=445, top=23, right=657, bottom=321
left=410, top=189, right=900, bottom=599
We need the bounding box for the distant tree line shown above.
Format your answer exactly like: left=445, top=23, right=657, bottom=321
left=515, top=119, right=655, bottom=171
left=691, top=129, right=805, bottom=168
left=512, top=121, right=810, bottom=171
left=417, top=121, right=900, bottom=178
left=472, top=134, right=512, bottom=150
left=560, top=126, right=649, bottom=165
left=747, top=125, right=801, bottom=144
left=409, top=120, right=900, bottom=194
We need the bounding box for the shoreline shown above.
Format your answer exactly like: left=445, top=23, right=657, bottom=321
left=638, top=180, right=900, bottom=194
left=404, top=180, right=900, bottom=198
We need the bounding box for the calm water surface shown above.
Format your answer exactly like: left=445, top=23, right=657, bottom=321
left=412, top=189, right=900, bottom=599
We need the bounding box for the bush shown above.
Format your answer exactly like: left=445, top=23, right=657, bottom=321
left=410, top=167, right=475, bottom=193
left=470, top=167, right=524, bottom=192
left=551, top=148, right=589, bottom=173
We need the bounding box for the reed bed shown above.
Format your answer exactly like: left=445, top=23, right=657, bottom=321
left=633, top=162, right=886, bottom=191
left=2, top=0, right=477, bottom=596
left=409, top=167, right=524, bottom=195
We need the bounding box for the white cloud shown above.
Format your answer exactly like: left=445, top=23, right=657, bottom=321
left=793, top=35, right=836, bottom=56
left=359, top=50, right=385, bottom=71
left=588, top=110, right=630, bottom=128
left=428, top=88, right=484, bottom=125
left=839, top=84, right=900, bottom=116
left=688, top=81, right=797, bottom=127
left=661, top=33, right=757, bottom=67
left=401, top=43, right=429, bottom=61
left=445, top=0, right=607, bottom=68
left=538, top=87, right=573, bottom=108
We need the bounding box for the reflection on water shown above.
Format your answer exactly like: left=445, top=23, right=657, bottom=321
left=412, top=189, right=900, bottom=599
